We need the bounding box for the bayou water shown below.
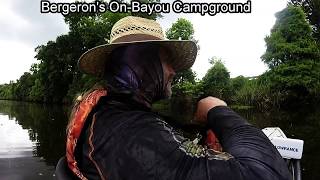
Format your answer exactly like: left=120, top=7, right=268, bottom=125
left=0, top=100, right=319, bottom=179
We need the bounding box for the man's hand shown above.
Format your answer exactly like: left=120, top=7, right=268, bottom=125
left=195, top=97, right=227, bottom=124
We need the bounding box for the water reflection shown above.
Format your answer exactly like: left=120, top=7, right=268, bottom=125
left=0, top=114, right=34, bottom=158
left=0, top=100, right=68, bottom=179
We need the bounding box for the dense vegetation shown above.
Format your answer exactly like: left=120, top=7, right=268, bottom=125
left=0, top=1, right=319, bottom=111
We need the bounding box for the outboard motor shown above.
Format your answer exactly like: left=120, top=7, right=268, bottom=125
left=262, top=127, right=304, bottom=180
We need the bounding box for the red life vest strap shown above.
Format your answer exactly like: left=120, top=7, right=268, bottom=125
left=66, top=89, right=107, bottom=180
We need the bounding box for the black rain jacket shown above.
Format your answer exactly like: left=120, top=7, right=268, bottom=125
left=74, top=97, right=292, bottom=180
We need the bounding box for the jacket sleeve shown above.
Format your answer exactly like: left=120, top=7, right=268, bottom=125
left=207, top=106, right=292, bottom=180
left=121, top=106, right=292, bottom=180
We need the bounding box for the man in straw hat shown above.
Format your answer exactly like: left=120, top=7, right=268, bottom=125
left=57, top=16, right=291, bottom=180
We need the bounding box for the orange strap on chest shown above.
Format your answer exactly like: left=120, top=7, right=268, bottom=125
left=66, top=89, right=107, bottom=180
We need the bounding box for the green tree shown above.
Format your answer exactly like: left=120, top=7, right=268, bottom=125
left=201, top=57, right=231, bottom=100
left=231, top=76, right=249, bottom=92
left=262, top=5, right=319, bottom=68
left=261, top=5, right=320, bottom=104
left=15, top=72, right=35, bottom=100
left=290, top=0, right=320, bottom=43
left=34, top=37, right=74, bottom=103
left=166, top=18, right=195, bottom=40
left=0, top=81, right=18, bottom=100
left=29, top=79, right=45, bottom=102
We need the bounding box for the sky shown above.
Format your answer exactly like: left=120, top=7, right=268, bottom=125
left=0, top=0, right=288, bottom=84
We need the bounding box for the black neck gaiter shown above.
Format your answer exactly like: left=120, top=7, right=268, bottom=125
left=104, top=43, right=165, bottom=108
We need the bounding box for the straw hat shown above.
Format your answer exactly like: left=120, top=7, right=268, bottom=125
left=78, top=16, right=198, bottom=77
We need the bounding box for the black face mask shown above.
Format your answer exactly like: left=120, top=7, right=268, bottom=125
left=104, top=43, right=166, bottom=108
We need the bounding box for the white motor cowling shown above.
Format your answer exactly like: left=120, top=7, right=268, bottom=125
left=263, top=127, right=303, bottom=180
left=262, top=127, right=304, bottom=160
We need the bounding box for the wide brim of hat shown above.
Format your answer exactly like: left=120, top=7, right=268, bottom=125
left=78, top=40, right=197, bottom=77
